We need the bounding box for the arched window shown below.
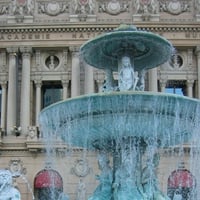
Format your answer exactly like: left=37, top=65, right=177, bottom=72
left=34, top=169, right=63, bottom=200
left=167, top=168, right=196, bottom=199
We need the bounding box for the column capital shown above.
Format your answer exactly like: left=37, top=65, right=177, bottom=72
left=69, top=46, right=80, bottom=57
left=61, top=79, right=69, bottom=88
left=0, top=80, right=7, bottom=89
left=69, top=46, right=80, bottom=52
left=186, top=79, right=194, bottom=87
left=6, top=47, right=18, bottom=54
left=19, top=46, right=32, bottom=53
left=34, top=79, right=42, bottom=88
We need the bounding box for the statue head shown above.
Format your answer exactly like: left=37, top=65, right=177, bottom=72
left=0, top=170, right=13, bottom=187
left=121, top=56, right=131, bottom=67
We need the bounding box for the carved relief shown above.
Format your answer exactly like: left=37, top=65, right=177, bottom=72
left=134, top=0, right=159, bottom=14
left=169, top=54, right=183, bottom=69
left=38, top=1, right=68, bottom=16
left=9, top=0, right=35, bottom=16
left=27, top=126, right=39, bottom=141
left=160, top=0, right=189, bottom=15
left=71, top=159, right=91, bottom=177
left=45, top=55, right=60, bottom=70
left=99, top=0, right=129, bottom=15
left=8, top=159, right=26, bottom=177
left=0, top=4, right=8, bottom=15
left=71, top=0, right=95, bottom=15
left=42, top=51, right=63, bottom=71
left=195, top=0, right=200, bottom=14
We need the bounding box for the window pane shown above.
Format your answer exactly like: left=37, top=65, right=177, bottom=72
left=43, top=88, right=62, bottom=108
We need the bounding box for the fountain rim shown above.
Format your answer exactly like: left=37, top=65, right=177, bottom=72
left=79, top=27, right=174, bottom=71
left=39, top=91, right=200, bottom=114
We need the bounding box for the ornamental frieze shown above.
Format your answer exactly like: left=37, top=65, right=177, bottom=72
left=0, top=26, right=199, bottom=42
left=98, top=0, right=129, bottom=15
left=38, top=1, right=69, bottom=16
left=160, top=0, right=189, bottom=15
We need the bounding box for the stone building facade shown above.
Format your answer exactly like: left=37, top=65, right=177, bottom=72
left=0, top=0, right=200, bottom=199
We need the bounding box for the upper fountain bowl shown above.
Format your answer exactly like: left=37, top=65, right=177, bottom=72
left=80, top=24, right=174, bottom=72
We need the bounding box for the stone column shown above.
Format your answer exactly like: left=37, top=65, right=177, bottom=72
left=0, top=81, right=7, bottom=131
left=20, top=47, right=32, bottom=135
left=148, top=68, right=158, bottom=92
left=195, top=46, right=200, bottom=99
left=62, top=79, right=69, bottom=100
left=159, top=78, right=167, bottom=93
left=84, top=64, right=94, bottom=94
left=187, top=79, right=194, bottom=98
left=35, top=79, right=42, bottom=126
left=70, top=47, right=80, bottom=97
left=6, top=47, right=18, bottom=134
left=96, top=80, right=104, bottom=92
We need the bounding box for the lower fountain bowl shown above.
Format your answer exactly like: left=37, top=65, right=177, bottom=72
left=39, top=92, right=200, bottom=150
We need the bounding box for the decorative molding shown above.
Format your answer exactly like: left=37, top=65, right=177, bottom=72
left=8, top=158, right=26, bottom=177
left=160, top=0, right=189, bottom=15
left=38, top=1, right=68, bottom=16
left=0, top=25, right=200, bottom=35
left=99, top=0, right=129, bottom=15
left=71, top=159, right=91, bottom=177
left=9, top=0, right=34, bottom=16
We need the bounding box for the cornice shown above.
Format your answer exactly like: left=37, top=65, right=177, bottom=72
left=0, top=23, right=200, bottom=34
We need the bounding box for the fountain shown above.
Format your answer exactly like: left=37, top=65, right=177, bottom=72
left=39, top=24, right=200, bottom=199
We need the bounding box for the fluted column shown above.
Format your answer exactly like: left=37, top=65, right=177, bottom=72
left=0, top=81, right=7, bottom=131
left=195, top=46, right=200, bottom=99
left=20, top=47, right=32, bottom=135
left=35, top=79, right=42, bottom=126
left=70, top=47, right=80, bottom=97
left=6, top=47, right=18, bottom=134
left=148, top=68, right=158, bottom=92
left=84, top=63, right=94, bottom=94
left=187, top=79, right=194, bottom=98
left=62, top=79, right=69, bottom=100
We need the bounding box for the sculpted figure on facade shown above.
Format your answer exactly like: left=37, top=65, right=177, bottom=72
left=195, top=0, right=200, bottom=14
left=72, top=0, right=95, bottom=15
left=134, top=0, right=159, bottom=15
left=9, top=0, right=34, bottom=16
left=0, top=4, right=8, bottom=15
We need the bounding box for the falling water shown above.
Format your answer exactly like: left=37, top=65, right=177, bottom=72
left=39, top=24, right=200, bottom=199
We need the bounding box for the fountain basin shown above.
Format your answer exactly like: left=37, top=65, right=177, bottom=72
left=80, top=25, right=173, bottom=72
left=39, top=92, right=200, bottom=150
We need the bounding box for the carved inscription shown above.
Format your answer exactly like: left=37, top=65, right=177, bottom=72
left=0, top=31, right=198, bottom=41
left=0, top=33, right=50, bottom=40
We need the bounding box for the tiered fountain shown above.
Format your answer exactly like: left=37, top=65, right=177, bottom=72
left=39, top=24, right=200, bottom=200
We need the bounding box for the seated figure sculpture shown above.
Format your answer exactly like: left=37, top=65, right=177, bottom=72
left=113, top=151, right=146, bottom=200
left=119, top=56, right=139, bottom=91
left=142, top=153, right=170, bottom=200
left=0, top=169, right=21, bottom=200
left=88, top=153, right=113, bottom=200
